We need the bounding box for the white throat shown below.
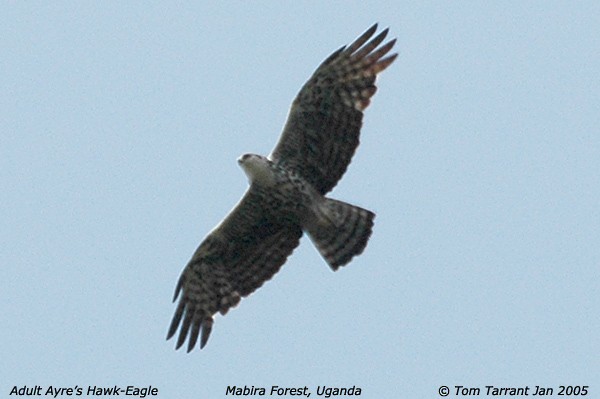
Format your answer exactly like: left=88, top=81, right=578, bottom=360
left=239, top=155, right=276, bottom=186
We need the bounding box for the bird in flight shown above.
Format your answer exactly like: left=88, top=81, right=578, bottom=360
left=167, top=24, right=397, bottom=351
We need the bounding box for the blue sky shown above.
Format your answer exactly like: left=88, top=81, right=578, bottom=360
left=2, top=2, right=598, bottom=397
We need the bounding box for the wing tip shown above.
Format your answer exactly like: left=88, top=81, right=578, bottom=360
left=200, top=317, right=214, bottom=349
left=167, top=309, right=214, bottom=352
left=346, top=23, right=379, bottom=54
left=166, top=299, right=185, bottom=341
left=374, top=53, right=398, bottom=74
left=366, top=22, right=378, bottom=35
left=172, top=274, right=184, bottom=302
left=320, top=24, right=397, bottom=71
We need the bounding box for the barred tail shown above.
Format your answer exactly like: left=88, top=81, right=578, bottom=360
left=306, top=198, right=375, bottom=270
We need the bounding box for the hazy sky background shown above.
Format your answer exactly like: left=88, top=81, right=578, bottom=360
left=2, top=2, right=598, bottom=397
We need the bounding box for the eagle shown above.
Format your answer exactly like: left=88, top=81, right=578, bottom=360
left=167, top=24, right=397, bottom=351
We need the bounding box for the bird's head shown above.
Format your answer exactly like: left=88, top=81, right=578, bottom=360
left=237, top=153, right=275, bottom=186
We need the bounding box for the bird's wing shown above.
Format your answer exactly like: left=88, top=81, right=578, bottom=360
left=269, top=24, right=397, bottom=194
left=167, top=186, right=302, bottom=352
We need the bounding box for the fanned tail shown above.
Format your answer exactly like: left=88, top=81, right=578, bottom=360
left=306, top=198, right=375, bottom=270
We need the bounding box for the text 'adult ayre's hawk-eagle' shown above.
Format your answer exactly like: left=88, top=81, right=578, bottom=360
left=167, top=24, right=397, bottom=352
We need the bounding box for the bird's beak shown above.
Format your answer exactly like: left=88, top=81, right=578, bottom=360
left=237, top=156, right=243, bottom=165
